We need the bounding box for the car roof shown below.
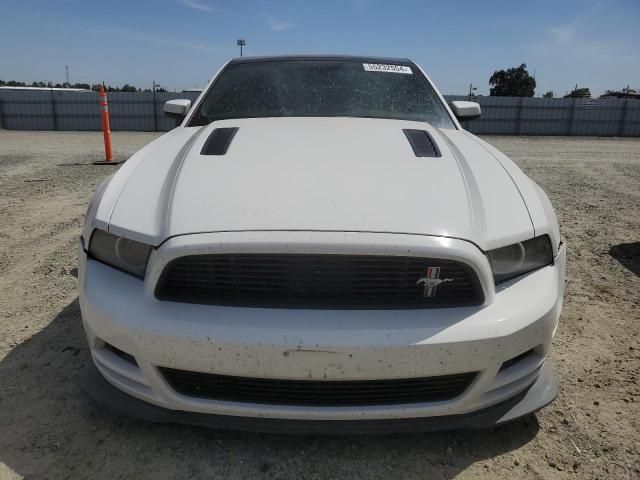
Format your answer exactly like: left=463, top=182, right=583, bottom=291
left=228, top=55, right=414, bottom=66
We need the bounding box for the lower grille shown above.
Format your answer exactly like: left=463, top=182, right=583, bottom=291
left=160, top=368, right=478, bottom=406
left=155, top=254, right=484, bottom=309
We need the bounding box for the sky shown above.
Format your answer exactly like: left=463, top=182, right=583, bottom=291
left=1, top=0, right=638, bottom=96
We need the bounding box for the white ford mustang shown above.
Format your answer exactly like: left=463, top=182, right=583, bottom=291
left=79, top=55, right=566, bottom=433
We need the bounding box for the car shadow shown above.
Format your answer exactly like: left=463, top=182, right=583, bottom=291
left=609, top=242, right=640, bottom=277
left=0, top=298, right=540, bottom=479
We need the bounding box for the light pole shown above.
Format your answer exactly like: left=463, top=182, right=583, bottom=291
left=236, top=39, right=246, bottom=57
left=468, top=83, right=477, bottom=100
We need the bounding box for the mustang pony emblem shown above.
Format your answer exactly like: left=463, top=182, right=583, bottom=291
left=416, top=267, right=453, bottom=298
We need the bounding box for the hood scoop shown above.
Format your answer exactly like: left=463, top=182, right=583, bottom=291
left=200, top=127, right=239, bottom=155
left=403, top=129, right=441, bottom=157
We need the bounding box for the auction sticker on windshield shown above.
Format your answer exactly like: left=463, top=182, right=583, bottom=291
left=363, top=63, right=413, bottom=74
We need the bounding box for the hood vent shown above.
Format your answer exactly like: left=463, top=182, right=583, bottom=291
left=403, top=129, right=441, bottom=157
left=200, top=127, right=239, bottom=156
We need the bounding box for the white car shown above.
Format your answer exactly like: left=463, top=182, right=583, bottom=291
left=79, top=55, right=565, bottom=433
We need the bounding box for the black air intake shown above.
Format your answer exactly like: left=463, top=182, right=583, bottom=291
left=103, top=342, right=138, bottom=366
left=160, top=368, right=478, bottom=406
left=403, top=129, right=441, bottom=157
left=200, top=127, right=239, bottom=155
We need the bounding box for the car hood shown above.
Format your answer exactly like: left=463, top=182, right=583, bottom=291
left=106, top=117, right=534, bottom=250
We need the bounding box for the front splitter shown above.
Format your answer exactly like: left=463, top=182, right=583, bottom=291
left=80, top=361, right=557, bottom=435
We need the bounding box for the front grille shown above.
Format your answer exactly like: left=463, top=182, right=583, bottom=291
left=155, top=254, right=483, bottom=309
left=160, top=368, right=478, bottom=406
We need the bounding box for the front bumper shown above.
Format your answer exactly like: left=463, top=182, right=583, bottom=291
left=80, top=360, right=557, bottom=434
left=78, top=231, right=566, bottom=430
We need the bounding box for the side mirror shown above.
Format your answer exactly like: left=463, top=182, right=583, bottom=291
left=450, top=101, right=481, bottom=121
left=163, top=99, right=192, bottom=121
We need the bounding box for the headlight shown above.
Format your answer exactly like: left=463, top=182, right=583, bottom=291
left=88, top=229, right=152, bottom=279
left=487, top=235, right=553, bottom=283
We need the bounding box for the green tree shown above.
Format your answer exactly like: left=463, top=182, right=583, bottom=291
left=564, top=87, right=591, bottom=98
left=600, top=87, right=639, bottom=99
left=489, top=64, right=536, bottom=97
left=542, top=91, right=554, bottom=98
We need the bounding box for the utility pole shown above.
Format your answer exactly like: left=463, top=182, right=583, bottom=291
left=237, top=39, right=246, bottom=57
left=468, top=83, right=477, bottom=101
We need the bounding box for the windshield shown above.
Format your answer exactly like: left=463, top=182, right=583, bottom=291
left=189, top=60, right=456, bottom=128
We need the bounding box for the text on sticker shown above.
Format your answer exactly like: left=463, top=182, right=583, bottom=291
left=363, top=64, right=413, bottom=74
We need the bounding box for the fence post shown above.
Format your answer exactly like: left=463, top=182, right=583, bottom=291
left=516, top=97, right=524, bottom=135
left=50, top=88, right=58, bottom=131
left=618, top=97, right=629, bottom=137
left=152, top=89, right=158, bottom=132
left=153, top=99, right=158, bottom=132
left=567, top=98, right=576, bottom=136
left=0, top=91, right=5, bottom=129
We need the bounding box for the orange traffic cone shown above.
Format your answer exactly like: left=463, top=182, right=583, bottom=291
left=93, top=84, right=124, bottom=165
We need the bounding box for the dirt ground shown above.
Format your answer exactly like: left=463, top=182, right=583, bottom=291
left=0, top=130, right=638, bottom=480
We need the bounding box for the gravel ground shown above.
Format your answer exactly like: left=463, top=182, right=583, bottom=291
left=0, top=130, right=638, bottom=480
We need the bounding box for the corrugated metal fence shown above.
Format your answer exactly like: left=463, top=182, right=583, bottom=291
left=447, top=95, right=640, bottom=136
left=0, top=89, right=638, bottom=136
left=0, top=90, right=200, bottom=132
